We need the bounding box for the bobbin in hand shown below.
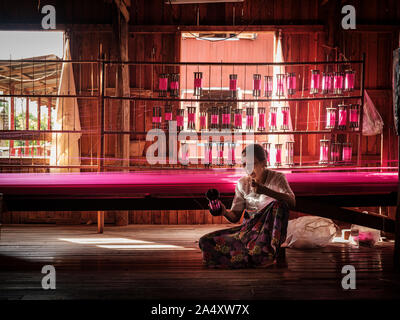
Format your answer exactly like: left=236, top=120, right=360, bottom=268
left=251, top=179, right=266, bottom=195
left=205, top=188, right=223, bottom=216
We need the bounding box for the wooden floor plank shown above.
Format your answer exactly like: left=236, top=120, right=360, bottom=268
left=0, top=224, right=399, bottom=300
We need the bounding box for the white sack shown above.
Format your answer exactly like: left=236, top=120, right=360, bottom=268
left=283, top=216, right=338, bottom=249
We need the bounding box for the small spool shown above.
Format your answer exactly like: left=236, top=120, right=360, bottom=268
left=205, top=188, right=222, bottom=216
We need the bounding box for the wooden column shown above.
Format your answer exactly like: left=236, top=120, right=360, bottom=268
left=0, top=193, right=3, bottom=226
left=25, top=98, right=29, bottom=155
left=112, top=0, right=130, bottom=226
left=47, top=98, right=52, bottom=130
left=395, top=35, right=400, bottom=272
left=97, top=211, right=104, bottom=234
left=37, top=98, right=41, bottom=131
left=97, top=53, right=105, bottom=233
left=46, top=98, right=52, bottom=158
left=395, top=140, right=400, bottom=271
left=37, top=98, right=41, bottom=156
left=10, top=92, right=15, bottom=156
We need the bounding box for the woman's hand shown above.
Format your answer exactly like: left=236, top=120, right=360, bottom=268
left=251, top=178, right=295, bottom=208
left=208, top=199, right=224, bottom=216
left=251, top=179, right=267, bottom=195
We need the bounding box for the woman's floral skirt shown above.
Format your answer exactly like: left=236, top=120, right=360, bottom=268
left=198, top=200, right=289, bottom=268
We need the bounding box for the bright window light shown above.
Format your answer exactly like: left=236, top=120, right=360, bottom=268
left=97, top=244, right=193, bottom=250
left=59, top=238, right=152, bottom=244
left=0, top=31, right=64, bottom=59
left=59, top=237, right=194, bottom=250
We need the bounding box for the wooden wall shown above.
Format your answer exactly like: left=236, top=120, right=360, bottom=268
left=180, top=33, right=275, bottom=88
left=0, top=0, right=398, bottom=27
left=0, top=0, right=399, bottom=224
left=0, top=209, right=225, bottom=225
left=339, top=30, right=399, bottom=166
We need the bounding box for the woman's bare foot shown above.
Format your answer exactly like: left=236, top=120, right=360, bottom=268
left=274, top=259, right=288, bottom=268
left=254, top=261, right=275, bottom=269
left=274, top=247, right=288, bottom=268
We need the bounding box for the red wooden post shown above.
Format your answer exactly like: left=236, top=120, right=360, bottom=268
left=98, top=211, right=104, bottom=233
left=37, top=98, right=41, bottom=130
left=394, top=43, right=400, bottom=272
left=47, top=98, right=51, bottom=130
left=36, top=98, right=41, bottom=157
left=25, top=98, right=29, bottom=155
left=10, top=95, right=15, bottom=156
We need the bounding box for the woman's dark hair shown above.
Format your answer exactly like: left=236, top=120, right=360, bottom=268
left=242, top=143, right=267, bottom=163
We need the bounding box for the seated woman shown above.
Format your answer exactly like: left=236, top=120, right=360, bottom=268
left=199, top=143, right=296, bottom=269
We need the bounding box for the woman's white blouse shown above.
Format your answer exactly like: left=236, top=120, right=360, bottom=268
left=230, top=170, right=295, bottom=214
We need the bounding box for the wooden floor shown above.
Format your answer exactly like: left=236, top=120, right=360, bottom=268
left=1, top=224, right=400, bottom=300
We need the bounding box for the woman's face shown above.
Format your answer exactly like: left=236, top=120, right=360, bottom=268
left=242, top=152, right=266, bottom=179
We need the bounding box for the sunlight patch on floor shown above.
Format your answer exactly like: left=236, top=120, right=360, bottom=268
left=59, top=237, right=194, bottom=250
